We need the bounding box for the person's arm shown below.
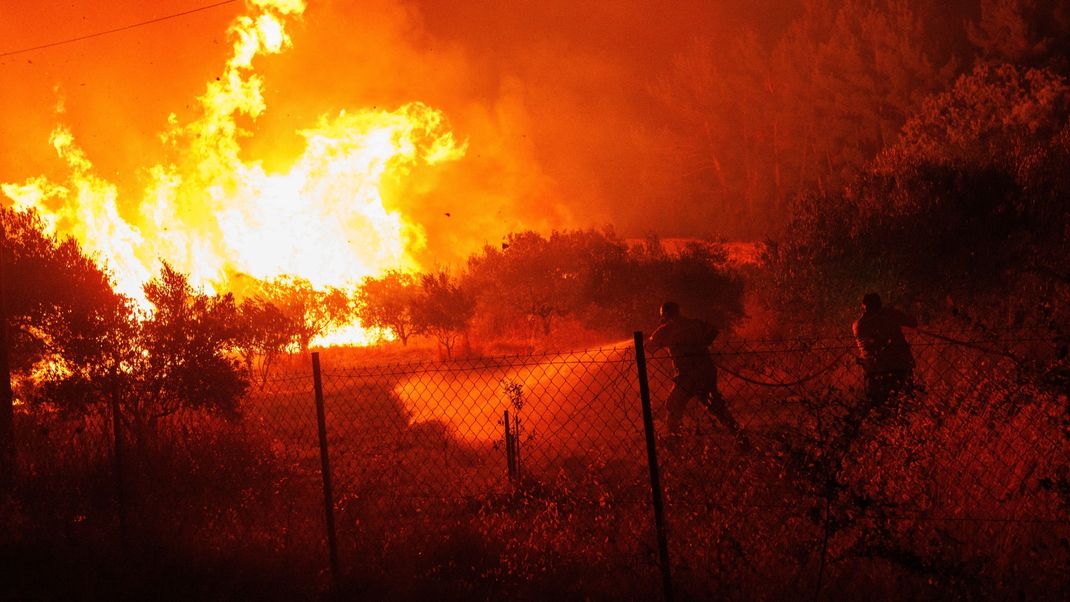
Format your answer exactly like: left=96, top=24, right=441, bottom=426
left=852, top=319, right=868, bottom=366
left=648, top=324, right=669, bottom=353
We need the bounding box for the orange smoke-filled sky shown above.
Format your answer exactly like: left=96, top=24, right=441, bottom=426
left=0, top=0, right=801, bottom=264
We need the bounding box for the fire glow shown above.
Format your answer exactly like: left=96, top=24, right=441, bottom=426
left=1, top=0, right=465, bottom=344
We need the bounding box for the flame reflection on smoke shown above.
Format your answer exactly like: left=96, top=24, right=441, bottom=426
left=1, top=0, right=465, bottom=346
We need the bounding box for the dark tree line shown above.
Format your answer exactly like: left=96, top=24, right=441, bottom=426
left=357, top=229, right=743, bottom=354
left=653, top=0, right=1070, bottom=237
left=765, top=61, right=1070, bottom=326
left=2, top=207, right=745, bottom=431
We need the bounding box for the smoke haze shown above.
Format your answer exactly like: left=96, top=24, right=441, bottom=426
left=2, top=1, right=974, bottom=267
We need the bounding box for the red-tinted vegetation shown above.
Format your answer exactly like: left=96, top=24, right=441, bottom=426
left=3, top=1, right=1070, bottom=600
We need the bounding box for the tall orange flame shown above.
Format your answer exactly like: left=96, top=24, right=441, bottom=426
left=2, top=0, right=465, bottom=345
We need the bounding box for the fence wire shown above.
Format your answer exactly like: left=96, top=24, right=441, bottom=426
left=643, top=331, right=1069, bottom=599
left=10, top=328, right=1069, bottom=599
left=317, top=347, right=646, bottom=502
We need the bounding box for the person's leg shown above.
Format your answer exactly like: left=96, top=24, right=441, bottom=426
left=843, top=373, right=883, bottom=443
left=883, top=370, right=915, bottom=418
left=864, top=373, right=881, bottom=405
left=868, top=372, right=891, bottom=408
left=666, top=384, right=691, bottom=437
left=701, top=388, right=742, bottom=434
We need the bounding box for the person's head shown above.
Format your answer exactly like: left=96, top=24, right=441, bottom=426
left=862, top=292, right=882, bottom=312
left=660, top=301, right=680, bottom=322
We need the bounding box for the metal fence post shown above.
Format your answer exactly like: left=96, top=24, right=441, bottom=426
left=634, top=331, right=675, bottom=602
left=312, top=352, right=340, bottom=588
left=513, top=412, right=522, bottom=482
left=504, top=409, right=516, bottom=482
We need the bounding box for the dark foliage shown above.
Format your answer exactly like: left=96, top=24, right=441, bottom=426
left=255, top=275, right=351, bottom=352
left=1, top=207, right=123, bottom=378
left=33, top=263, right=249, bottom=422
left=135, top=263, right=248, bottom=417
left=766, top=62, right=1070, bottom=326
left=464, top=229, right=745, bottom=342
left=235, top=298, right=300, bottom=388
left=412, top=270, right=475, bottom=358
left=355, top=270, right=423, bottom=346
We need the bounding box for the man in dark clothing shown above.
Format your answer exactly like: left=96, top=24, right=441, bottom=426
left=648, top=301, right=744, bottom=439
left=852, top=292, right=918, bottom=412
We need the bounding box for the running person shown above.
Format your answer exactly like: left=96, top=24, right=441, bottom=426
left=648, top=301, right=745, bottom=440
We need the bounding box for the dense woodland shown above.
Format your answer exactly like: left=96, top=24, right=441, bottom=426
left=656, top=0, right=1070, bottom=235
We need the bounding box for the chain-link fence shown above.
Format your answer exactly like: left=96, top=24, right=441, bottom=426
left=644, top=329, right=1070, bottom=599
left=10, top=328, right=1070, bottom=599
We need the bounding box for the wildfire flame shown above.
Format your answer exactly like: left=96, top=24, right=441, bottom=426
left=2, top=0, right=465, bottom=344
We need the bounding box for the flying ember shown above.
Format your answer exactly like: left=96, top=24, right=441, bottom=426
left=0, top=0, right=466, bottom=344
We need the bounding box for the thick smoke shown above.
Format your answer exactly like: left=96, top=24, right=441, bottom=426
left=4, top=1, right=971, bottom=266
left=1, top=0, right=802, bottom=268
left=248, top=0, right=807, bottom=260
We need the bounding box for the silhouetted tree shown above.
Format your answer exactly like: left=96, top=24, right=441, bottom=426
left=131, top=263, right=248, bottom=420
left=235, top=298, right=299, bottom=388
left=412, top=271, right=474, bottom=359
left=257, top=275, right=351, bottom=351
left=463, top=229, right=745, bottom=341
left=0, top=207, right=122, bottom=379
left=466, top=231, right=577, bottom=337
left=0, top=207, right=128, bottom=434
left=32, top=262, right=249, bottom=433
left=1, top=213, right=13, bottom=484
left=466, top=229, right=633, bottom=338
left=355, top=270, right=422, bottom=345
left=620, top=237, right=746, bottom=332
